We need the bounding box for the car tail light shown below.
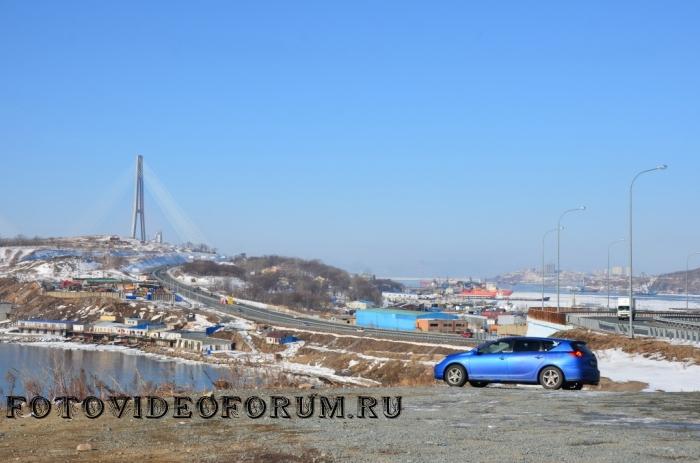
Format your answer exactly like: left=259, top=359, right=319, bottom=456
left=570, top=350, right=584, bottom=358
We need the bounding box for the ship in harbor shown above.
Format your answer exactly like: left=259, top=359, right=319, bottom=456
left=415, top=278, right=514, bottom=299
left=460, top=286, right=513, bottom=299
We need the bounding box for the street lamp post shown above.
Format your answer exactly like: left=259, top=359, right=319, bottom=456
left=686, top=252, right=700, bottom=310
left=628, top=165, right=667, bottom=338
left=542, top=227, right=562, bottom=310
left=607, top=239, right=625, bottom=310
left=557, top=206, right=586, bottom=311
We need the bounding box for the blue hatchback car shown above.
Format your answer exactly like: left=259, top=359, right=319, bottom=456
left=434, top=336, right=600, bottom=390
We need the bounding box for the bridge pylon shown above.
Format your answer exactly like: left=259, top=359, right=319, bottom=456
left=130, top=154, right=146, bottom=242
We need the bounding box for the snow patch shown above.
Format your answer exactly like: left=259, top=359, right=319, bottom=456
left=596, top=348, right=700, bottom=392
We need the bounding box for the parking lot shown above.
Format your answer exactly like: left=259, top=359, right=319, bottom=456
left=2, top=386, right=699, bottom=462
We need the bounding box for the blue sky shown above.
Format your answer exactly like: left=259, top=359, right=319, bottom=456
left=0, top=1, right=699, bottom=277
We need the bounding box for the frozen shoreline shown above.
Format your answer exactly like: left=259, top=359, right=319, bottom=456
left=0, top=334, right=377, bottom=387
left=0, top=335, right=229, bottom=368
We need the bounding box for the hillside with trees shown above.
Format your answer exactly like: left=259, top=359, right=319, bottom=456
left=649, top=267, right=700, bottom=294
left=180, top=255, right=403, bottom=311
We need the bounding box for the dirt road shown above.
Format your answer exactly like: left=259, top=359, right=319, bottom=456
left=1, top=386, right=699, bottom=462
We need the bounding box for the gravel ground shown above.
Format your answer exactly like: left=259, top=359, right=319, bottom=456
left=1, top=385, right=699, bottom=462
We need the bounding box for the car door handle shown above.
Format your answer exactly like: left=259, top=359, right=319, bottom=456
left=499, top=356, right=505, bottom=360
left=535, top=355, right=543, bottom=359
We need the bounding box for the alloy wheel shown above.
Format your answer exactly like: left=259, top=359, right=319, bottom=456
left=447, top=368, right=462, bottom=384
left=540, top=367, right=564, bottom=390
left=445, top=365, right=467, bottom=387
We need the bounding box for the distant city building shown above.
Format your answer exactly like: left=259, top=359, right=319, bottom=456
left=382, top=292, right=419, bottom=306
left=611, top=266, right=630, bottom=277
left=544, top=263, right=556, bottom=275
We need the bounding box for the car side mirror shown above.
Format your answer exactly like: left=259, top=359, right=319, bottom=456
left=474, top=350, right=482, bottom=355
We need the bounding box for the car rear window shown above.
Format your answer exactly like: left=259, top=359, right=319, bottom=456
left=540, top=340, right=557, bottom=351
left=570, top=341, right=593, bottom=355
left=513, top=340, right=541, bottom=352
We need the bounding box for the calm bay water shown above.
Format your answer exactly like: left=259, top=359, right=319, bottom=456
left=0, top=343, right=228, bottom=395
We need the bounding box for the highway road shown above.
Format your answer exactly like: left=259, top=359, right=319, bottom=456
left=566, top=311, right=700, bottom=342
left=585, top=314, right=700, bottom=330
left=152, top=267, right=487, bottom=346
left=588, top=315, right=700, bottom=328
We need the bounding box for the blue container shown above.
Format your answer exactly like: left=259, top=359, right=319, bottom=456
left=206, top=325, right=222, bottom=336
left=355, top=308, right=458, bottom=331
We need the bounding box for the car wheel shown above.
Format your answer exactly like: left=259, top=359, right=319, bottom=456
left=444, top=364, right=467, bottom=387
left=539, top=366, right=564, bottom=390
left=469, top=381, right=488, bottom=388
left=563, top=382, right=583, bottom=390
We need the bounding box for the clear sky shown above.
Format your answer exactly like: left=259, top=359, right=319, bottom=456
left=1, top=1, right=699, bottom=277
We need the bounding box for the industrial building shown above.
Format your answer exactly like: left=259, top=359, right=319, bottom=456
left=497, top=314, right=526, bottom=326
left=17, top=319, right=73, bottom=336
left=173, top=331, right=235, bottom=354
left=355, top=308, right=458, bottom=331
left=416, top=318, right=469, bottom=334
left=265, top=331, right=300, bottom=345
left=91, top=320, right=167, bottom=337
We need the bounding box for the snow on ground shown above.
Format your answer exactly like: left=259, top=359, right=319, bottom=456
left=596, top=348, right=700, bottom=392
left=526, top=320, right=571, bottom=337
left=174, top=273, right=245, bottom=291
left=238, top=331, right=258, bottom=353
left=0, top=238, right=229, bottom=283
left=303, top=344, right=436, bottom=366
left=280, top=340, right=304, bottom=359
left=281, top=325, right=471, bottom=350
left=277, top=359, right=379, bottom=386
left=0, top=331, right=65, bottom=341
left=0, top=247, right=38, bottom=265
left=185, top=314, right=215, bottom=330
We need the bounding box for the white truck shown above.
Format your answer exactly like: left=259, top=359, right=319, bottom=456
left=617, top=297, right=636, bottom=320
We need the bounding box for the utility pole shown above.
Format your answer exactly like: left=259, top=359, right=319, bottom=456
left=542, top=227, right=561, bottom=310
left=628, top=165, right=667, bottom=338
left=607, top=239, right=625, bottom=310
left=686, top=252, right=700, bottom=310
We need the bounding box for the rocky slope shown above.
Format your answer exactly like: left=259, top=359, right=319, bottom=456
left=649, top=267, right=700, bottom=294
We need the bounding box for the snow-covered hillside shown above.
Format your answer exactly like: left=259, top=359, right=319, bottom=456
left=0, top=235, right=225, bottom=282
